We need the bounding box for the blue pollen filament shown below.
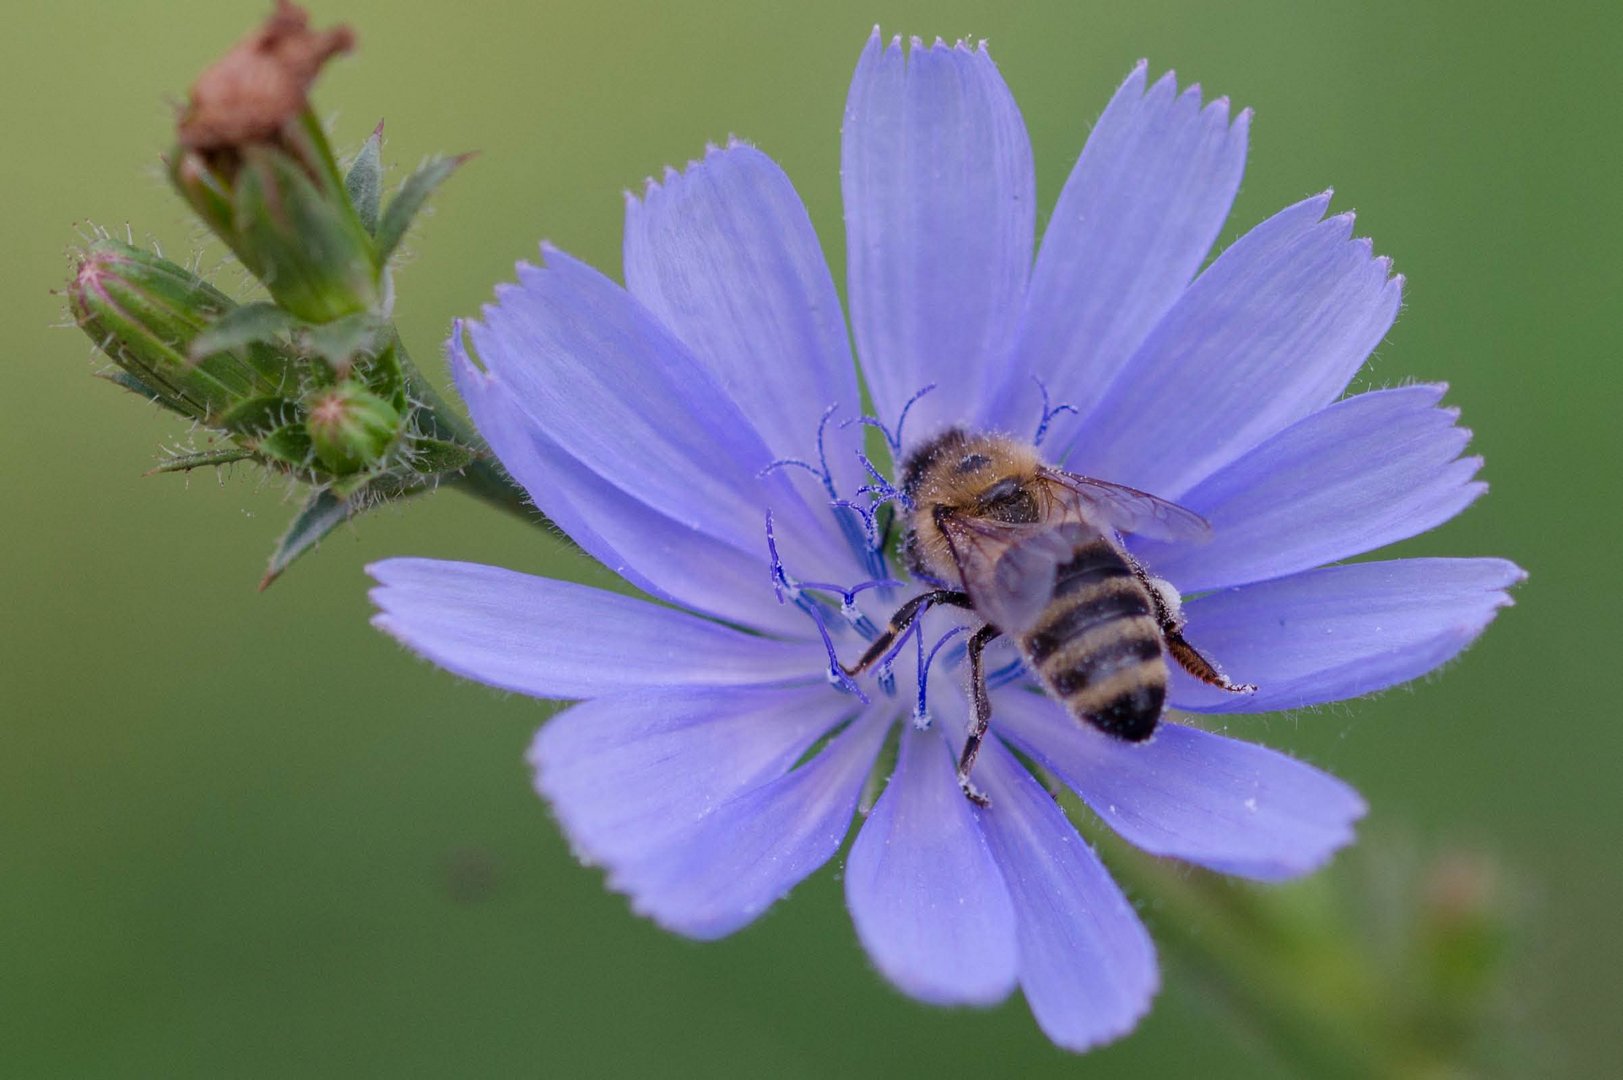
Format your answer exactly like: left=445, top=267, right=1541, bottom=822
left=846, top=383, right=936, bottom=454
left=762, top=388, right=1006, bottom=718
left=758, top=404, right=842, bottom=502
left=914, top=623, right=970, bottom=730
left=1030, top=375, right=1080, bottom=448
left=761, top=403, right=891, bottom=581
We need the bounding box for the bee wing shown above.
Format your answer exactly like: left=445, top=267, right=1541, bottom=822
left=1039, top=469, right=1212, bottom=543
left=939, top=515, right=1093, bottom=633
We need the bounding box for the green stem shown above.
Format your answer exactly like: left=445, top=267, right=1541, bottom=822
left=394, top=340, right=541, bottom=528
left=445, top=457, right=536, bottom=525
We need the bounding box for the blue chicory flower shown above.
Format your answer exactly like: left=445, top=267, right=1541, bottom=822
left=368, top=32, right=1523, bottom=1051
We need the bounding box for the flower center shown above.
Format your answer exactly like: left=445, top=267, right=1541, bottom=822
left=762, top=380, right=1074, bottom=726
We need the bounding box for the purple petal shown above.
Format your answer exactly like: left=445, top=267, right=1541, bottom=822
left=842, top=32, right=1034, bottom=443
left=463, top=247, right=853, bottom=582
left=369, top=558, right=819, bottom=698
left=532, top=684, right=855, bottom=870
left=1133, top=386, right=1486, bottom=592
left=1170, top=557, right=1526, bottom=713
left=624, top=143, right=866, bottom=496
left=845, top=723, right=1018, bottom=1006
left=450, top=343, right=807, bottom=634
left=995, top=692, right=1365, bottom=881
left=991, top=65, right=1249, bottom=439
left=1062, top=193, right=1403, bottom=499
left=975, top=742, right=1158, bottom=1052
left=604, top=709, right=890, bottom=940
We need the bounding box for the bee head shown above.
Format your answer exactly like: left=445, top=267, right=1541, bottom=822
left=901, top=429, right=1042, bottom=510
left=898, top=428, right=974, bottom=501
left=899, top=430, right=1048, bottom=583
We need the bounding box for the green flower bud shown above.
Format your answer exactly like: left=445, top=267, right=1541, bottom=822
left=172, top=119, right=381, bottom=324
left=170, top=3, right=378, bottom=322
left=68, top=238, right=286, bottom=423
left=305, top=382, right=401, bottom=475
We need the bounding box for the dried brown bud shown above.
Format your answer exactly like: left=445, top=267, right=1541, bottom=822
left=178, top=1, right=355, bottom=153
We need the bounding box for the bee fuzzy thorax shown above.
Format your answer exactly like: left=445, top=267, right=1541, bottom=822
left=900, top=429, right=1044, bottom=585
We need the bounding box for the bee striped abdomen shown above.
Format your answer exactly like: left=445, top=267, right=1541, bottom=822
left=1020, top=539, right=1166, bottom=742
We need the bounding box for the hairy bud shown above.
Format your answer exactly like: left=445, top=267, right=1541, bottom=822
left=68, top=238, right=288, bottom=424
left=305, top=382, right=402, bottom=475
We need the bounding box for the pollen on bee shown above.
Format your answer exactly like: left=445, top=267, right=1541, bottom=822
left=1147, top=576, right=1184, bottom=629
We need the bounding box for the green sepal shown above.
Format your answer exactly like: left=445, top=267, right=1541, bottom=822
left=234, top=147, right=381, bottom=322
left=300, top=312, right=390, bottom=373
left=72, top=238, right=283, bottom=422
left=255, top=424, right=314, bottom=468
left=189, top=302, right=298, bottom=361
left=220, top=394, right=301, bottom=439
left=376, top=153, right=471, bottom=263
left=169, top=153, right=236, bottom=250
left=146, top=447, right=256, bottom=474
left=329, top=471, right=377, bottom=500
left=260, top=487, right=353, bottom=590
left=344, top=121, right=385, bottom=237
left=94, top=369, right=187, bottom=415
left=405, top=436, right=480, bottom=475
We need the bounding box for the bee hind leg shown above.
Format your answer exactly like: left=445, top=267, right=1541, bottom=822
left=1127, top=559, right=1257, bottom=694
left=957, top=624, right=1003, bottom=807
left=1164, top=633, right=1256, bottom=694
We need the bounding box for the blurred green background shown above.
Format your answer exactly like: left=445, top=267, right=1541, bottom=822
left=6, top=0, right=1620, bottom=1075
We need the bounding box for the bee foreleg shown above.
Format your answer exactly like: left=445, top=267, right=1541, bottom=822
left=1124, top=556, right=1257, bottom=695
left=957, top=624, right=1003, bottom=808
left=841, top=589, right=971, bottom=678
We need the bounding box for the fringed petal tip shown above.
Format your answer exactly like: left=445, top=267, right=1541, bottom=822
left=863, top=28, right=993, bottom=60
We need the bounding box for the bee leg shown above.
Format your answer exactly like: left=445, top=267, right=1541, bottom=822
left=1125, top=557, right=1257, bottom=695
left=1164, top=633, right=1256, bottom=693
left=957, top=624, right=1003, bottom=808
left=841, top=589, right=971, bottom=678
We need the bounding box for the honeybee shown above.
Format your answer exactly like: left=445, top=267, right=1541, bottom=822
left=843, top=429, right=1255, bottom=806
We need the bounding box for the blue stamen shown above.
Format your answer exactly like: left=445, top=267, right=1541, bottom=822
left=763, top=511, right=797, bottom=604
left=833, top=503, right=889, bottom=582
left=914, top=623, right=970, bottom=730
left=830, top=497, right=881, bottom=548
left=795, top=577, right=901, bottom=641
left=854, top=452, right=914, bottom=512
left=759, top=404, right=842, bottom=501
left=759, top=456, right=827, bottom=485
left=1031, top=375, right=1080, bottom=448
left=805, top=599, right=869, bottom=704
left=763, top=404, right=890, bottom=579
left=847, top=383, right=937, bottom=453
left=879, top=614, right=922, bottom=672
left=911, top=622, right=930, bottom=729
left=877, top=660, right=896, bottom=697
